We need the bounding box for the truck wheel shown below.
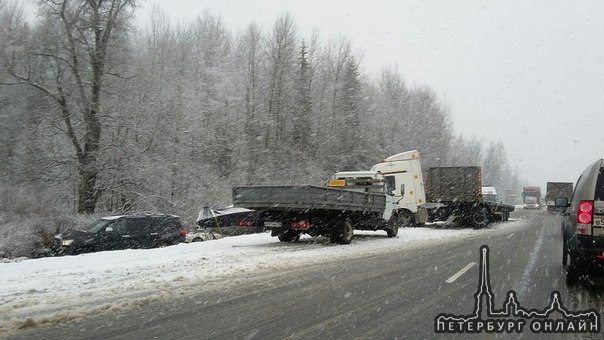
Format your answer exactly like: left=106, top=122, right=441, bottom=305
left=278, top=231, right=299, bottom=242
left=387, top=213, right=400, bottom=237
left=498, top=211, right=505, bottom=222
left=471, top=207, right=490, bottom=229
left=333, top=219, right=354, bottom=245
left=386, top=225, right=399, bottom=238
left=342, top=219, right=354, bottom=244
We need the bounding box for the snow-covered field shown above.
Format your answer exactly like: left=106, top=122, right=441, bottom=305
left=0, top=220, right=527, bottom=333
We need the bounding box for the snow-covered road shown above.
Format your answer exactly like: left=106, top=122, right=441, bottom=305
left=0, top=220, right=527, bottom=333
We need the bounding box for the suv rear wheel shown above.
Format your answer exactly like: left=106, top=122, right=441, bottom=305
left=565, top=247, right=582, bottom=284
left=562, top=240, right=568, bottom=266
left=566, top=261, right=580, bottom=284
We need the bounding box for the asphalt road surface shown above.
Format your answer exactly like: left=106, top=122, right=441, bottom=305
left=6, top=209, right=604, bottom=340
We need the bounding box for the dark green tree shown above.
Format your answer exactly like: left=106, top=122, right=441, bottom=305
left=337, top=56, right=363, bottom=169
left=292, top=40, right=313, bottom=150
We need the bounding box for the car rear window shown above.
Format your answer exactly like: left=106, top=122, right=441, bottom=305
left=596, top=166, right=604, bottom=201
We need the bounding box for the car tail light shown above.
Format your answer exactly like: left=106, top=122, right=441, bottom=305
left=290, top=221, right=310, bottom=230
left=180, top=229, right=187, bottom=236
left=238, top=220, right=254, bottom=227
left=576, top=200, right=593, bottom=235
left=577, top=200, right=593, bottom=224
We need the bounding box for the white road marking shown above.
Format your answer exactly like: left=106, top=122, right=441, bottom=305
left=445, top=262, right=476, bottom=283
left=507, top=233, right=515, bottom=239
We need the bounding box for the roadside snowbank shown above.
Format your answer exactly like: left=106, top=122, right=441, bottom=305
left=0, top=220, right=526, bottom=333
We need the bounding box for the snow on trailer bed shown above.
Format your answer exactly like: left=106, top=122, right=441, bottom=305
left=232, top=185, right=386, bottom=212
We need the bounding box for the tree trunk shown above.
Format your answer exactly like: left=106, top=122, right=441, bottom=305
left=78, top=162, right=99, bottom=213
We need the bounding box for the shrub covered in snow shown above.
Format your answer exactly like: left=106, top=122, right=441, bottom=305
left=0, top=184, right=97, bottom=258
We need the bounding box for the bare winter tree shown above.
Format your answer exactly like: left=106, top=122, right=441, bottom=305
left=406, top=85, right=453, bottom=167
left=323, top=36, right=351, bottom=137
left=482, top=141, right=509, bottom=188
left=0, top=0, right=28, bottom=179
left=446, top=135, right=483, bottom=166
left=1, top=0, right=136, bottom=213
left=265, top=14, right=298, bottom=142
left=373, top=66, right=410, bottom=156
left=233, top=22, right=266, bottom=184
left=311, top=36, right=352, bottom=171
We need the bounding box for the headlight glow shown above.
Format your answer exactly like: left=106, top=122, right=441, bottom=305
left=62, top=239, right=74, bottom=246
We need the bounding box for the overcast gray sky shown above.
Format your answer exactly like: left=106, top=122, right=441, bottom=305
left=142, top=0, right=603, bottom=191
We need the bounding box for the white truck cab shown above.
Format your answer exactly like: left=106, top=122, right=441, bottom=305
left=482, top=186, right=498, bottom=203
left=370, top=150, right=426, bottom=224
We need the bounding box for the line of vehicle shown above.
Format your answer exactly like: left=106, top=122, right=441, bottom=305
left=445, top=262, right=476, bottom=283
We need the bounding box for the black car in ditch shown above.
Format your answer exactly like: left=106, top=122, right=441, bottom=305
left=52, top=213, right=187, bottom=255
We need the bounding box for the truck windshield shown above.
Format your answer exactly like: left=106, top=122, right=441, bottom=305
left=483, top=194, right=497, bottom=203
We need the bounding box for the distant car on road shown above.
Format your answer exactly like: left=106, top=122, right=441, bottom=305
left=191, top=206, right=261, bottom=239
left=561, top=158, right=604, bottom=281
left=52, top=213, right=187, bottom=255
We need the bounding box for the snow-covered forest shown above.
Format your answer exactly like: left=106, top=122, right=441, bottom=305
left=0, top=1, right=521, bottom=257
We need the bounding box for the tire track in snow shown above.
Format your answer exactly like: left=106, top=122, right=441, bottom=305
left=515, top=224, right=544, bottom=300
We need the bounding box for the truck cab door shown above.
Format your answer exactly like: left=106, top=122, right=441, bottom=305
left=383, top=193, right=397, bottom=220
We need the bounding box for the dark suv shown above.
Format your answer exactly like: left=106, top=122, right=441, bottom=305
left=561, top=159, right=604, bottom=280
left=52, top=213, right=187, bottom=255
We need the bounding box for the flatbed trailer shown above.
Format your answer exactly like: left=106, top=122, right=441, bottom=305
left=233, top=185, right=386, bottom=213
left=232, top=172, right=402, bottom=244
left=422, top=166, right=515, bottom=228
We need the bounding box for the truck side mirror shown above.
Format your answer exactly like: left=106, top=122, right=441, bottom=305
left=554, top=197, right=569, bottom=214
left=400, top=184, right=405, bottom=198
